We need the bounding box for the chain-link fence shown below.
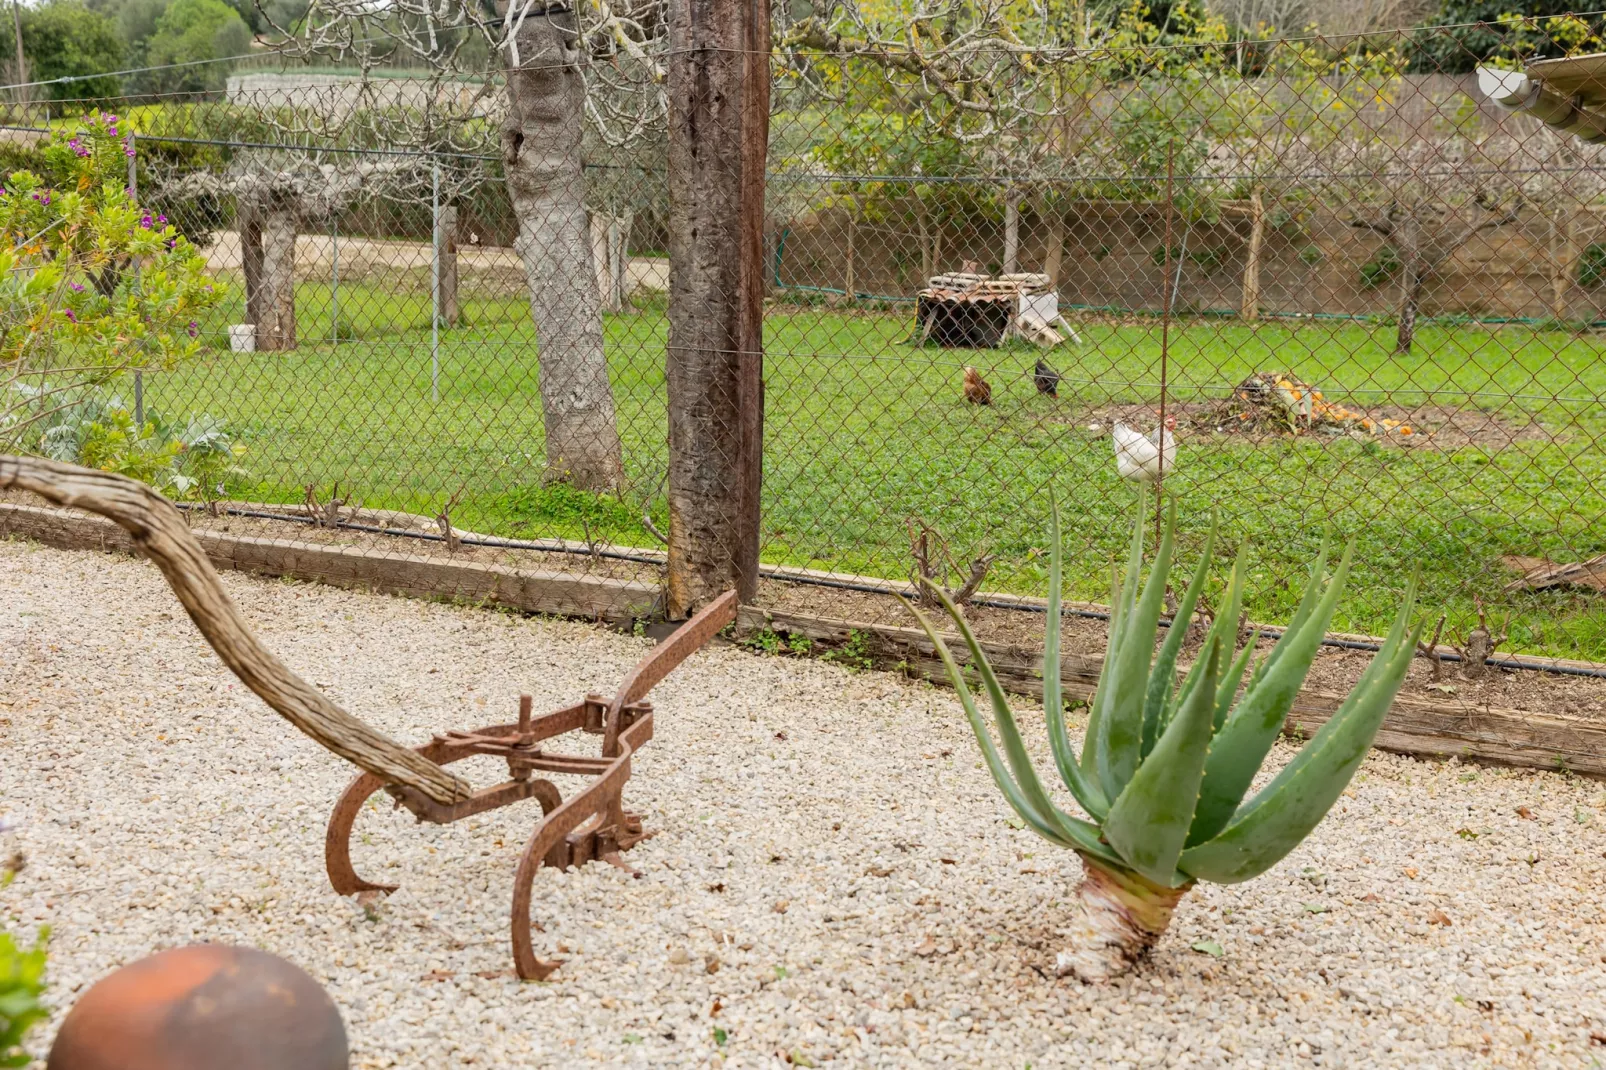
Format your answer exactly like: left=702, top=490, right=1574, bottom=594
left=5, top=20, right=1606, bottom=666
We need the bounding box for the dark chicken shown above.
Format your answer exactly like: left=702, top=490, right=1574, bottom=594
left=1033, top=358, right=1061, bottom=398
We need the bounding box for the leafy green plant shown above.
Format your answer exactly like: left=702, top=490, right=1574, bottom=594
left=1359, top=247, right=1402, bottom=290
left=0, top=929, right=46, bottom=1068
left=904, top=488, right=1421, bottom=981
left=33, top=396, right=247, bottom=502
left=1577, top=243, right=1606, bottom=289
left=0, top=110, right=226, bottom=450
left=822, top=628, right=875, bottom=672
left=2, top=845, right=48, bottom=1069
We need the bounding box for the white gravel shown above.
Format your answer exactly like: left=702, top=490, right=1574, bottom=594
left=3, top=537, right=1606, bottom=1068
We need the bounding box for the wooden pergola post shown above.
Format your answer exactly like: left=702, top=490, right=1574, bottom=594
left=664, top=0, right=770, bottom=617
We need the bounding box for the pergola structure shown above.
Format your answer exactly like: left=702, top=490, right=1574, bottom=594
left=1478, top=55, right=1606, bottom=139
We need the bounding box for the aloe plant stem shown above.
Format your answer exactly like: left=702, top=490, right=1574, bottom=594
left=1056, top=853, right=1194, bottom=983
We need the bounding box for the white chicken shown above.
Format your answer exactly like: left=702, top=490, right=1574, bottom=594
left=1112, top=415, right=1177, bottom=483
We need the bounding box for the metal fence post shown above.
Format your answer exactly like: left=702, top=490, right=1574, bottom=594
left=128, top=130, right=142, bottom=426
left=431, top=160, right=440, bottom=403
left=330, top=214, right=339, bottom=344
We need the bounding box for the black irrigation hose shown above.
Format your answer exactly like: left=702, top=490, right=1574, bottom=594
left=178, top=503, right=1606, bottom=680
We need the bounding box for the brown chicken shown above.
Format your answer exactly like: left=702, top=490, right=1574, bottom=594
left=963, top=366, right=992, bottom=406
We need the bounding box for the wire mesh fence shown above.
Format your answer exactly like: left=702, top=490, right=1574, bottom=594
left=3, top=19, right=1606, bottom=668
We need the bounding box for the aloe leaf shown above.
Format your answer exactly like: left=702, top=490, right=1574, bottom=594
left=1103, top=633, right=1223, bottom=887
left=1158, top=541, right=1246, bottom=738
left=1082, top=492, right=1147, bottom=783
left=1042, top=490, right=1110, bottom=819
left=904, top=590, right=1117, bottom=863
left=1096, top=495, right=1176, bottom=799
left=1185, top=542, right=1354, bottom=847
left=1213, top=629, right=1259, bottom=734
left=902, top=596, right=1070, bottom=847
left=1141, top=509, right=1217, bottom=758
left=1179, top=596, right=1421, bottom=884
left=1251, top=534, right=1331, bottom=685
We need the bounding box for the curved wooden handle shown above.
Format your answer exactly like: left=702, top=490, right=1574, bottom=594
left=0, top=454, right=473, bottom=805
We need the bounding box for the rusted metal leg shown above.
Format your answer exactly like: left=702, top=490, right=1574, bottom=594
left=324, top=771, right=398, bottom=895
left=324, top=737, right=461, bottom=896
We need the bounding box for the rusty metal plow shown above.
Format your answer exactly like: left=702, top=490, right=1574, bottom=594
left=0, top=455, right=738, bottom=983
left=323, top=590, right=736, bottom=979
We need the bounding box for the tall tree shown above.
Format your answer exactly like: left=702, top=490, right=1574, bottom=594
left=502, top=10, right=625, bottom=490
left=268, top=0, right=646, bottom=491
left=19, top=0, right=123, bottom=101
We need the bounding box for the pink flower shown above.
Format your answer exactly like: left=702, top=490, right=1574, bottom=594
left=63, top=309, right=77, bottom=322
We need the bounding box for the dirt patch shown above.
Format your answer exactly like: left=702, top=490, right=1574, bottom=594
left=1060, top=400, right=1552, bottom=452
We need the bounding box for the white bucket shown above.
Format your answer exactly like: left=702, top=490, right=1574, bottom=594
left=228, top=324, right=257, bottom=353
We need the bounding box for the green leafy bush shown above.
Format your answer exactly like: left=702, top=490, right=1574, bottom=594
left=36, top=397, right=247, bottom=502
left=1, top=111, right=226, bottom=451
left=1577, top=243, right=1606, bottom=289
left=2, top=844, right=48, bottom=1069
left=1359, top=246, right=1401, bottom=290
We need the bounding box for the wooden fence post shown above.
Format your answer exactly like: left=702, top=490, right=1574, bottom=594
left=436, top=204, right=460, bottom=327
left=664, top=0, right=770, bottom=616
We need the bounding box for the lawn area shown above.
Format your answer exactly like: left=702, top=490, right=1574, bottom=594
left=140, top=282, right=1606, bottom=659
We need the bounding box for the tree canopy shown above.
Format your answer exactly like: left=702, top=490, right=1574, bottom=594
left=19, top=0, right=125, bottom=102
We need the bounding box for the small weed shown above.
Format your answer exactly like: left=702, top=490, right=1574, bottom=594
left=822, top=629, right=875, bottom=671
left=712, top=1027, right=728, bottom=1047
left=743, top=627, right=784, bottom=655
left=786, top=632, right=812, bottom=655
left=622, top=1034, right=643, bottom=1045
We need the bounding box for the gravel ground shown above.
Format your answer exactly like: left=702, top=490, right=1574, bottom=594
left=3, top=537, right=1606, bottom=1069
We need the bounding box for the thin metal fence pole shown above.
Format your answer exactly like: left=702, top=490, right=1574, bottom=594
left=1156, top=135, right=1174, bottom=548
left=431, top=160, right=440, bottom=403
left=331, top=214, right=339, bottom=345
left=128, top=130, right=142, bottom=427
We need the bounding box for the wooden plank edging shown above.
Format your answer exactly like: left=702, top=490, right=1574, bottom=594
left=0, top=502, right=660, bottom=623
left=736, top=606, right=1606, bottom=780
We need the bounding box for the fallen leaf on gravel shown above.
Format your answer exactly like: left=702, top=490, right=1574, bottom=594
left=791, top=1053, right=817, bottom=1068
left=1361, top=893, right=1380, bottom=902
left=474, top=970, right=512, bottom=980
left=1303, top=903, right=1330, bottom=914
left=707, top=882, right=725, bottom=893
left=1190, top=940, right=1224, bottom=958
left=704, top=955, right=721, bottom=975
left=866, top=864, right=894, bottom=877
left=422, top=970, right=456, bottom=981
left=773, top=899, right=790, bottom=914
left=940, top=858, right=956, bottom=865
left=1005, top=815, right=1026, bottom=830
left=774, top=731, right=787, bottom=741
left=1403, top=867, right=1418, bottom=879
left=914, top=936, right=937, bottom=957
left=1456, top=828, right=1479, bottom=840
left=1516, top=806, right=1535, bottom=820
left=1428, top=909, right=1453, bottom=927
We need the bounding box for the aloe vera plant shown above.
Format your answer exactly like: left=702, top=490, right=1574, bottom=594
left=904, top=489, right=1422, bottom=981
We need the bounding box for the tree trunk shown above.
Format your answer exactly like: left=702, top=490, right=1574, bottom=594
left=1242, top=187, right=1264, bottom=322
left=1054, top=853, right=1192, bottom=983
left=240, top=206, right=265, bottom=328
left=1393, top=216, right=1422, bottom=356
left=664, top=0, right=770, bottom=617
left=844, top=203, right=856, bottom=301
left=257, top=206, right=297, bottom=352
left=1003, top=189, right=1020, bottom=275
left=1396, top=273, right=1421, bottom=355
left=1551, top=210, right=1576, bottom=322
left=1043, top=206, right=1064, bottom=286
left=610, top=211, right=632, bottom=311
left=503, top=8, right=624, bottom=491
left=435, top=204, right=460, bottom=328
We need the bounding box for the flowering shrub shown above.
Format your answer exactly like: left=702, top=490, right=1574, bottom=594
left=1, top=111, right=225, bottom=453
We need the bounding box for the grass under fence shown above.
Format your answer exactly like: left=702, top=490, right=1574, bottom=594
left=139, top=291, right=1606, bottom=660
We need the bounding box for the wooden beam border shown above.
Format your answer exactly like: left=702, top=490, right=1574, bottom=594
left=737, top=606, right=1606, bottom=781
left=0, top=502, right=660, bottom=624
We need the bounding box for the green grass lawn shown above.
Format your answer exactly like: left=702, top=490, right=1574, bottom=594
left=139, top=281, right=1606, bottom=659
